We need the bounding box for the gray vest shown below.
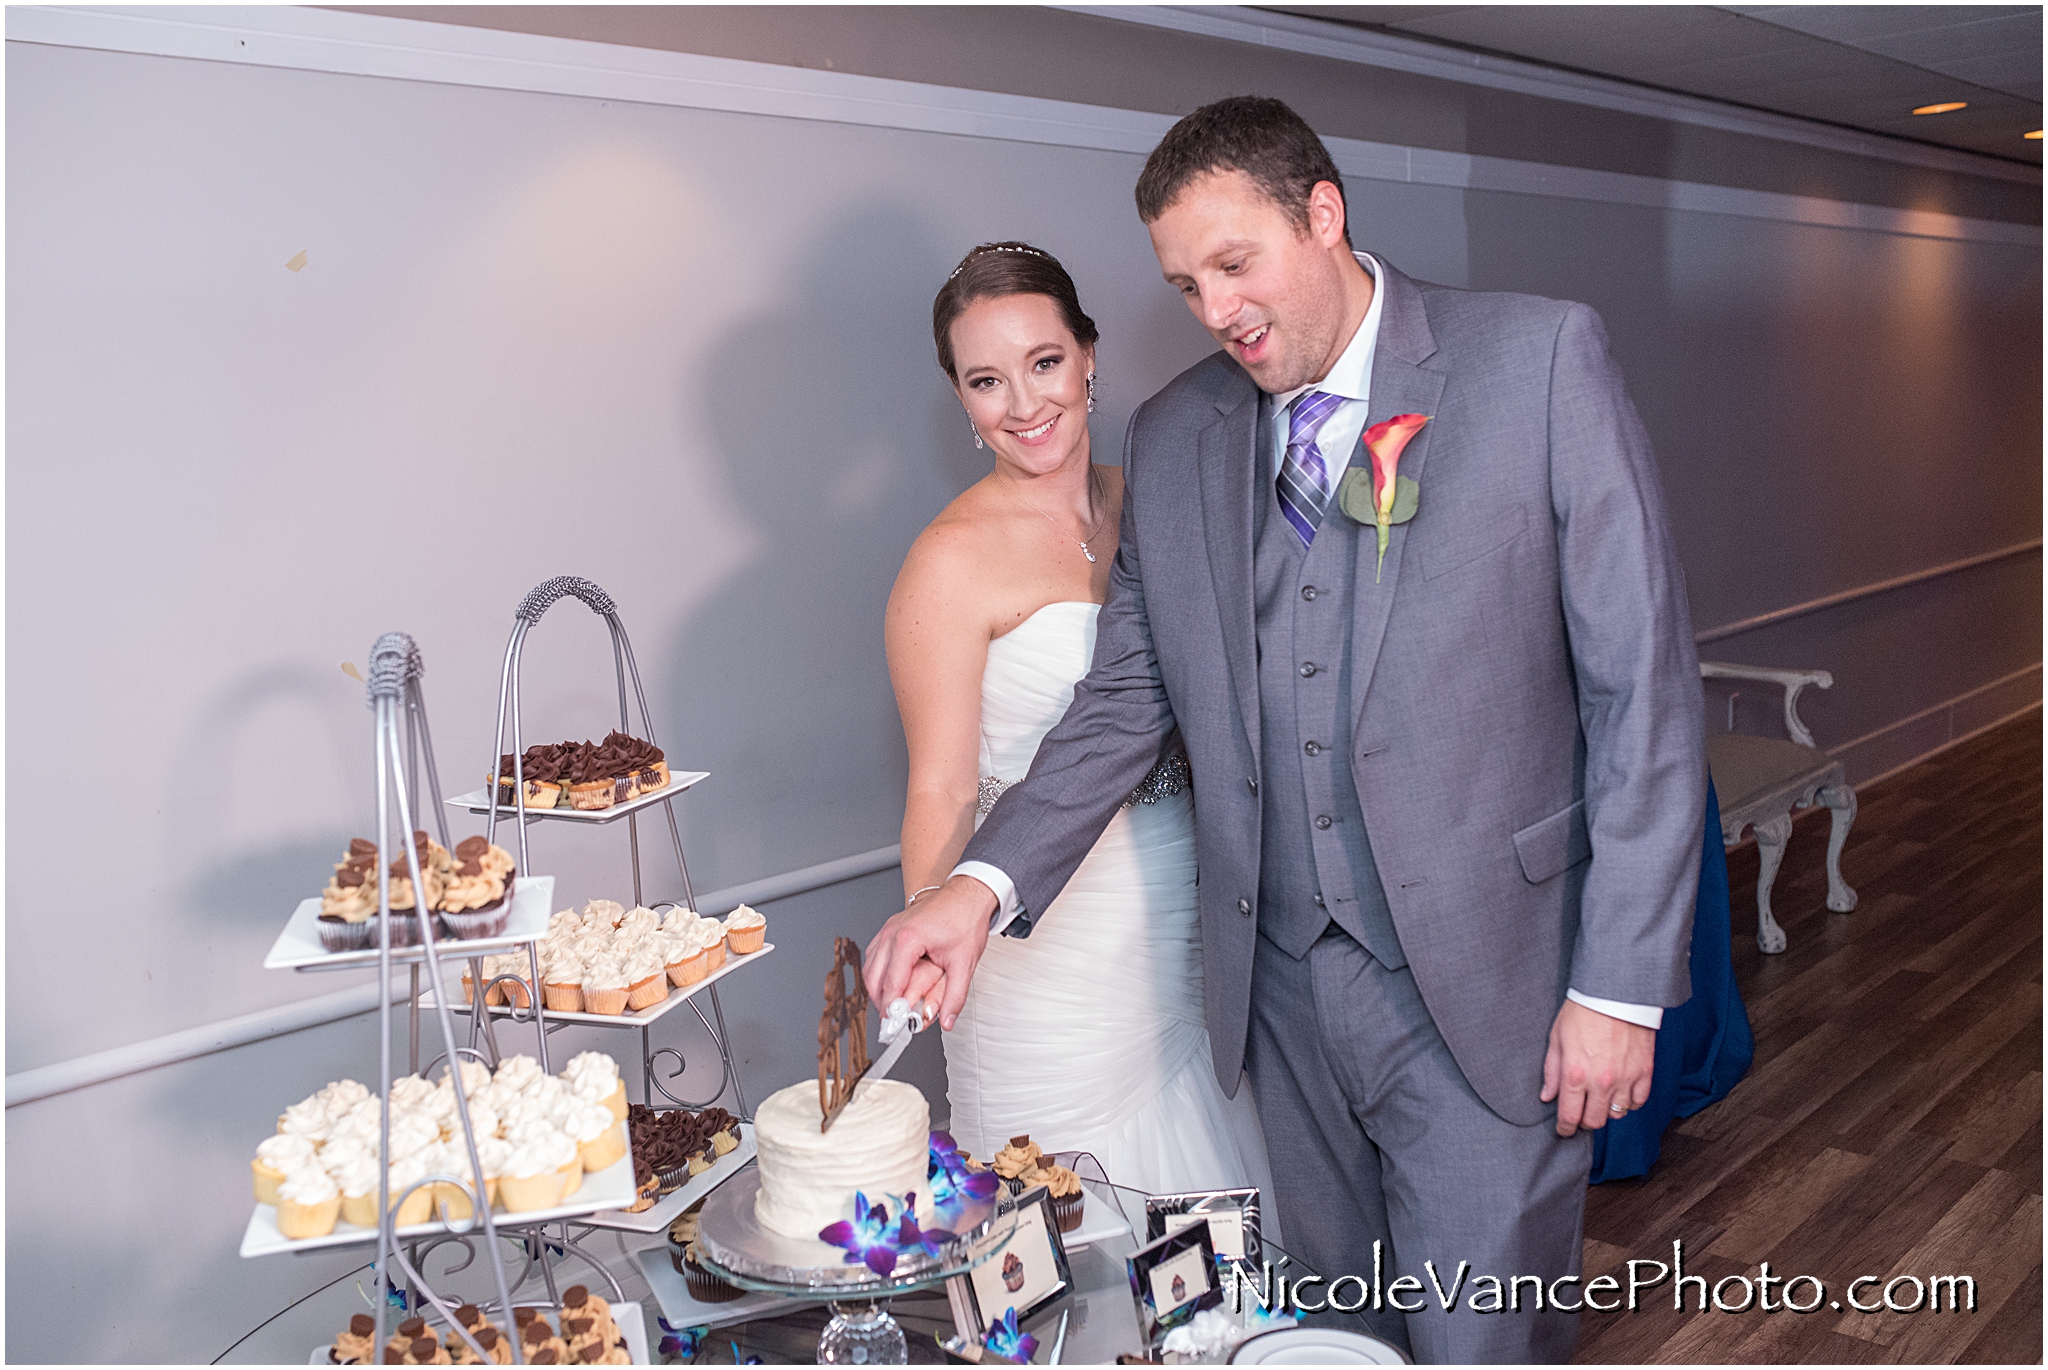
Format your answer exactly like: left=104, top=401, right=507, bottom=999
left=1253, top=398, right=1407, bottom=967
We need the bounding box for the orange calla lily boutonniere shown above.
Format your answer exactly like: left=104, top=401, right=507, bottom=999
left=1336, top=413, right=1431, bottom=581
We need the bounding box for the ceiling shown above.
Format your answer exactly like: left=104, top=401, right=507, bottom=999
left=1266, top=6, right=2042, bottom=164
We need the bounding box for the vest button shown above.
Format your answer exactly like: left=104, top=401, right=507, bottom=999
left=1246, top=777, right=1259, bottom=796
left=1301, top=585, right=1318, bottom=601
left=1315, top=814, right=1334, bottom=830
left=1237, top=898, right=1252, bottom=916
left=1314, top=892, right=1326, bottom=908
left=1304, top=741, right=1322, bottom=756
left=1299, top=662, right=1318, bottom=677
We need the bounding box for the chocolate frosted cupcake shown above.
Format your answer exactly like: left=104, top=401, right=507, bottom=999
left=493, top=744, right=567, bottom=810
left=600, top=729, right=670, bottom=800
left=561, top=741, right=621, bottom=812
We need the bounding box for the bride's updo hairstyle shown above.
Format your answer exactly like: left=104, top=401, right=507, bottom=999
left=932, top=241, right=1099, bottom=382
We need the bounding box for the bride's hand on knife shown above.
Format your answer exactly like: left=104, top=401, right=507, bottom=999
left=864, top=874, right=998, bottom=1031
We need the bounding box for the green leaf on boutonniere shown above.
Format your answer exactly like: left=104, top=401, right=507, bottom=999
left=1388, top=476, right=1419, bottom=525
left=1335, top=467, right=1378, bottom=525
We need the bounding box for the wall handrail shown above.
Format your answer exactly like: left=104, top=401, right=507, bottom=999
left=4, top=842, right=905, bottom=1108
left=1694, top=539, right=2040, bottom=646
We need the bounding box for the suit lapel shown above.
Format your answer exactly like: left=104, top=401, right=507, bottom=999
left=1345, top=265, right=1446, bottom=738
left=1196, top=383, right=1262, bottom=762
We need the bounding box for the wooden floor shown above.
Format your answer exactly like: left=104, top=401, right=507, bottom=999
left=1576, top=709, right=2043, bottom=1364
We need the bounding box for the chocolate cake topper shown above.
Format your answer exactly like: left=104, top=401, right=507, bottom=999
left=817, top=936, right=873, bottom=1132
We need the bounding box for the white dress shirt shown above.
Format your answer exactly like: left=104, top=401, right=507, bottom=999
left=953, top=251, right=1661, bottom=1032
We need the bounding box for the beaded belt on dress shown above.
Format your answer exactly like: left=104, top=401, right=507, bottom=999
left=977, top=752, right=1191, bottom=818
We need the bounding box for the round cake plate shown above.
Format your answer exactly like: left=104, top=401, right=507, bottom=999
left=697, top=1168, right=1015, bottom=1297
left=697, top=1170, right=1017, bottom=1365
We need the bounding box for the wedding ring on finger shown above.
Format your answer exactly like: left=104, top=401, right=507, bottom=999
left=1609, top=1102, right=1630, bottom=1115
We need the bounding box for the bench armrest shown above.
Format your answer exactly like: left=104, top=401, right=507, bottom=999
left=1700, top=661, right=1833, bottom=748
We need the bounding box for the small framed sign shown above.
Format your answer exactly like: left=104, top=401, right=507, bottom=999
left=948, top=1183, right=1075, bottom=1350
left=1145, top=1187, right=1262, bottom=1273
left=1127, top=1221, right=1222, bottom=1349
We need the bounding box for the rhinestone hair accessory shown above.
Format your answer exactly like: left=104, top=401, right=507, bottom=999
left=948, top=243, right=1054, bottom=282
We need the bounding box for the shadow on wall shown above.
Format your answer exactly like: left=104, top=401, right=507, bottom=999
left=172, top=665, right=376, bottom=935
left=657, top=206, right=973, bottom=889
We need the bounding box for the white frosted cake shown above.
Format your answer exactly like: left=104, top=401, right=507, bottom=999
left=753, top=1077, right=930, bottom=1240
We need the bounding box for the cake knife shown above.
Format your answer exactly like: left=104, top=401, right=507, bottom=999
left=867, top=995, right=932, bottom=1083
left=821, top=996, right=932, bottom=1131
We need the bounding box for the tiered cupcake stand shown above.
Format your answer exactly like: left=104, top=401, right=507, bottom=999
left=244, top=587, right=769, bottom=1363
left=444, top=577, right=760, bottom=1121
left=436, top=576, right=765, bottom=1237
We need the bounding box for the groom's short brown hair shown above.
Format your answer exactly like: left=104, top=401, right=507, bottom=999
left=1135, top=96, right=1350, bottom=244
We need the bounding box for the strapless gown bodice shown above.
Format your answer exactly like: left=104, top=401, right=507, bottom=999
left=944, top=602, right=1276, bottom=1218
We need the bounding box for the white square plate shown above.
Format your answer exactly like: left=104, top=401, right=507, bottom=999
left=264, top=877, right=554, bottom=973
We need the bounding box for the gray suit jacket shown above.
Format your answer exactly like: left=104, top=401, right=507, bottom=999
left=962, top=260, right=1706, bottom=1125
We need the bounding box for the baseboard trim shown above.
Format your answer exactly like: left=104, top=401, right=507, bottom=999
left=1718, top=669, right=2040, bottom=851
left=1828, top=665, right=2043, bottom=790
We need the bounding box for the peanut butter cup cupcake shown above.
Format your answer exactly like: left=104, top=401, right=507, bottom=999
left=439, top=835, right=515, bottom=939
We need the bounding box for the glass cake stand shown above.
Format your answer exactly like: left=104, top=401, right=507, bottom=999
left=695, top=1169, right=1017, bottom=1364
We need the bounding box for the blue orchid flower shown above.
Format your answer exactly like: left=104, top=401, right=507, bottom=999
left=729, top=1342, right=763, bottom=1365
left=820, top=1190, right=946, bottom=1276
left=820, top=1191, right=905, bottom=1276
left=984, top=1306, right=1039, bottom=1364
left=928, top=1131, right=1001, bottom=1208
left=657, top=1317, right=707, bottom=1362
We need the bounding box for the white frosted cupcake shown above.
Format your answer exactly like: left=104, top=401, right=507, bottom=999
left=276, top=1165, right=342, bottom=1240
left=493, top=1054, right=544, bottom=1094
left=581, top=898, right=626, bottom=930
left=385, top=1153, right=435, bottom=1227
left=563, top=1100, right=626, bottom=1172
left=253, top=1133, right=318, bottom=1205
left=582, top=954, right=628, bottom=1016
left=543, top=945, right=584, bottom=1013
left=723, top=904, right=767, bottom=955
left=624, top=941, right=669, bottom=1010
left=388, top=1074, right=436, bottom=1112
left=563, top=1052, right=627, bottom=1122
left=334, top=1154, right=383, bottom=1228
left=277, top=1094, right=332, bottom=1142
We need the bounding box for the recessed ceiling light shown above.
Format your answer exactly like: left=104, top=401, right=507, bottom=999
left=1911, top=102, right=1968, bottom=115
left=2027, top=130, right=2044, bottom=140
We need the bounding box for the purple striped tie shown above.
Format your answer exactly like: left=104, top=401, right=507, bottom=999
left=1278, top=389, right=1343, bottom=547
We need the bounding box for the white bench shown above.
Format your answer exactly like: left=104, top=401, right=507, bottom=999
left=1701, top=663, right=1859, bottom=953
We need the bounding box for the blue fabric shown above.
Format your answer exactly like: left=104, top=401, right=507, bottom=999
left=1590, top=781, right=1754, bottom=1184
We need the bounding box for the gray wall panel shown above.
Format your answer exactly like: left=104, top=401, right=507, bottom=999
left=4, top=16, right=2038, bottom=1363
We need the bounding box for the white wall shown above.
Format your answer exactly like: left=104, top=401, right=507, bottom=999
left=4, top=16, right=2037, bottom=1363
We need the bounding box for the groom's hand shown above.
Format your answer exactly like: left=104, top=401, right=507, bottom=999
left=864, top=875, right=999, bottom=1031
left=1541, top=999, right=1655, bottom=1137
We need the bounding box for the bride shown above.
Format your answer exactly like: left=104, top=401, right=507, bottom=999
left=875, top=241, right=1276, bottom=1206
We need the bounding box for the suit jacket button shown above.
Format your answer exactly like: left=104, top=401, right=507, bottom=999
left=1301, top=585, right=1318, bottom=601
left=1304, top=741, right=1322, bottom=756
left=1315, top=815, right=1333, bottom=830
left=1314, top=892, right=1326, bottom=908
left=1237, top=898, right=1252, bottom=916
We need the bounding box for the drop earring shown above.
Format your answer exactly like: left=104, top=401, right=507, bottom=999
left=1086, top=373, right=1097, bottom=414
left=971, top=419, right=984, bottom=450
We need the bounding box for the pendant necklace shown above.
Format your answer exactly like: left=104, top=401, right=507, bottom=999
left=1014, top=467, right=1104, bottom=563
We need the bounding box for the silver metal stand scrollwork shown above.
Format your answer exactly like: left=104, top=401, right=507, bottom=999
left=478, top=575, right=749, bottom=1118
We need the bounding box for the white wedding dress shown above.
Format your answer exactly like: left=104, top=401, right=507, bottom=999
left=944, top=600, right=1279, bottom=1216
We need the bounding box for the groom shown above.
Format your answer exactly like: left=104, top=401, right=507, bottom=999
left=869, top=96, right=1705, bottom=1363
